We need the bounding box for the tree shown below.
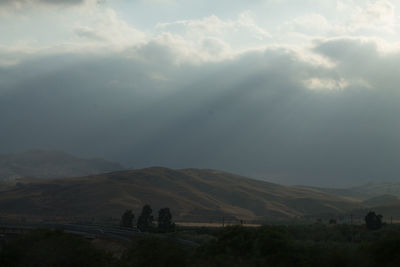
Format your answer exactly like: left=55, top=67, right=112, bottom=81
left=365, top=211, right=383, bottom=230
left=120, top=209, right=135, bottom=228
left=158, top=207, right=174, bottom=232
left=329, top=219, right=337, bottom=225
left=137, top=204, right=154, bottom=232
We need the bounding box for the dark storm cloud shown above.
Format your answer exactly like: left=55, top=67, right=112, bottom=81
left=1, top=38, right=400, bottom=187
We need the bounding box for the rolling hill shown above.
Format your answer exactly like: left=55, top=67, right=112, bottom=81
left=0, top=150, right=124, bottom=181
left=299, top=184, right=400, bottom=223
left=0, top=167, right=362, bottom=222
left=361, top=194, right=400, bottom=207
left=303, top=183, right=400, bottom=201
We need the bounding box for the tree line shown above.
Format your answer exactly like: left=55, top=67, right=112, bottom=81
left=121, top=206, right=384, bottom=232
left=120, top=205, right=175, bottom=233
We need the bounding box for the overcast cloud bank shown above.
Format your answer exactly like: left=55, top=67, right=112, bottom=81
left=1, top=0, right=400, bottom=186
left=1, top=36, right=400, bottom=186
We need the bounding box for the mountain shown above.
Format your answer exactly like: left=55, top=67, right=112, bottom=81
left=350, top=183, right=400, bottom=198
left=298, top=186, right=370, bottom=201
left=0, top=150, right=124, bottom=180
left=299, top=184, right=400, bottom=223
left=0, top=167, right=362, bottom=222
left=302, top=183, right=400, bottom=201
left=362, top=194, right=400, bottom=207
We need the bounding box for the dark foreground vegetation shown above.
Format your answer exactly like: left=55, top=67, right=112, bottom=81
left=2, top=223, right=400, bottom=267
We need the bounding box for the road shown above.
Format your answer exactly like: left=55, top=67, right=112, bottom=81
left=1, top=222, right=143, bottom=242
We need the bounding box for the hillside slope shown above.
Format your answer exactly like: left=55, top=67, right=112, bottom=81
left=0, top=167, right=361, bottom=221
left=362, top=194, right=400, bottom=207
left=303, top=183, right=400, bottom=201
left=0, top=150, right=124, bottom=180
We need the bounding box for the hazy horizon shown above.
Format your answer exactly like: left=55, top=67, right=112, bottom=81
left=1, top=0, right=400, bottom=187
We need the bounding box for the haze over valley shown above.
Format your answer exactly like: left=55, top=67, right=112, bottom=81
left=0, top=150, right=123, bottom=180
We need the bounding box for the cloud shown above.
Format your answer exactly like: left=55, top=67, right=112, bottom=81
left=304, top=78, right=349, bottom=91
left=0, top=0, right=103, bottom=16
left=284, top=14, right=335, bottom=35
left=0, top=6, right=147, bottom=62
left=72, top=8, right=147, bottom=49
left=156, top=11, right=271, bottom=52
left=277, top=0, right=399, bottom=44
left=1, top=36, right=400, bottom=187
left=346, top=0, right=398, bottom=35
left=354, top=0, right=396, bottom=26
left=1, top=0, right=400, bottom=186
left=0, top=0, right=85, bottom=5
left=74, top=26, right=105, bottom=41
left=313, top=37, right=400, bottom=91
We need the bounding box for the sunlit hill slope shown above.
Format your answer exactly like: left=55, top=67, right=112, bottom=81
left=0, top=167, right=362, bottom=221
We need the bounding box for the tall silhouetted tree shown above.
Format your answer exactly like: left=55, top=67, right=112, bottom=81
left=365, top=211, right=383, bottom=230
left=120, top=209, right=135, bottom=228
left=158, top=207, right=174, bottom=232
left=137, top=204, right=154, bottom=232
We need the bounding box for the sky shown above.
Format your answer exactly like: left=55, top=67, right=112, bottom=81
left=1, top=0, right=400, bottom=187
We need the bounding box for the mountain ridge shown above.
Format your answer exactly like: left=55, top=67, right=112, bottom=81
left=0, top=167, right=362, bottom=222
left=0, top=150, right=124, bottom=180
